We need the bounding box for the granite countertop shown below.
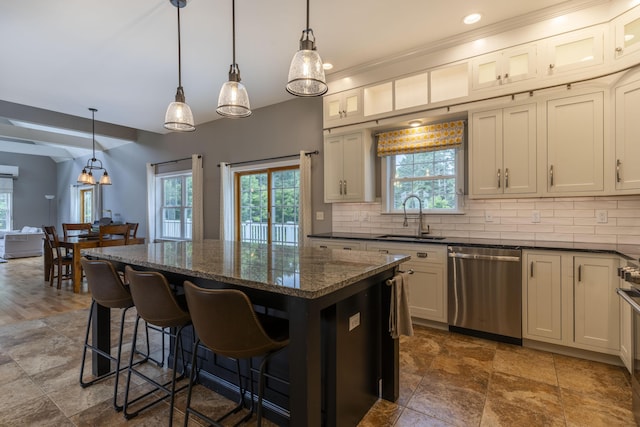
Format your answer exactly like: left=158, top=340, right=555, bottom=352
left=82, top=239, right=409, bottom=299
left=308, top=232, right=640, bottom=263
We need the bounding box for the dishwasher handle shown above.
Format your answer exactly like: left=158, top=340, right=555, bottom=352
left=448, top=252, right=521, bottom=262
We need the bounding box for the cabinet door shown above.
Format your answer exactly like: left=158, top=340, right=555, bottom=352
left=341, top=133, right=365, bottom=201
left=502, top=104, right=537, bottom=195
left=574, top=256, right=619, bottom=351
left=472, top=52, right=502, bottom=89
left=524, top=253, right=562, bottom=341
left=620, top=284, right=633, bottom=373
left=545, top=27, right=604, bottom=75
left=324, top=135, right=344, bottom=202
left=503, top=45, right=537, bottom=84
left=471, top=109, right=503, bottom=195
left=615, top=79, right=640, bottom=190
left=406, top=262, right=446, bottom=323
left=547, top=92, right=604, bottom=193
left=324, top=93, right=343, bottom=123
left=614, top=6, right=640, bottom=59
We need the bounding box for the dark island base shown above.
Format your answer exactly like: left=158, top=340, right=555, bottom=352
left=170, top=284, right=383, bottom=426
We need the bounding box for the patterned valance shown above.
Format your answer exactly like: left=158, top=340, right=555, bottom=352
left=376, top=120, right=465, bottom=157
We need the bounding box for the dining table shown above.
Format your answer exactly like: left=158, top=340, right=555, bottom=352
left=43, top=233, right=145, bottom=293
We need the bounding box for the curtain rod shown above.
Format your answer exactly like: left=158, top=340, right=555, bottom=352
left=150, top=155, right=201, bottom=167
left=217, top=150, right=318, bottom=167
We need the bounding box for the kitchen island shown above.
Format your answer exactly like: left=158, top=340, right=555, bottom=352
left=83, top=240, right=409, bottom=426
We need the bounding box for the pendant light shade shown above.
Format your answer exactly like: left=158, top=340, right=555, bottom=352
left=164, top=0, right=195, bottom=132
left=217, top=0, right=251, bottom=118
left=77, top=108, right=112, bottom=186
left=286, top=0, right=327, bottom=97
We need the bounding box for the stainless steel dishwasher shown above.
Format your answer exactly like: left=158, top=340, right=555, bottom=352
left=447, top=246, right=522, bottom=344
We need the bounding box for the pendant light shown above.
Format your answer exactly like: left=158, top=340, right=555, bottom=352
left=77, top=108, right=112, bottom=186
left=164, top=0, right=195, bottom=132
left=216, top=0, right=251, bottom=118
left=286, top=0, right=328, bottom=97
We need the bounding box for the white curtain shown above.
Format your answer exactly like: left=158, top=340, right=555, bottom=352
left=298, top=151, right=312, bottom=247
left=191, top=154, right=204, bottom=241
left=69, top=185, right=78, bottom=223
left=219, top=162, right=234, bottom=240
left=146, top=163, right=156, bottom=243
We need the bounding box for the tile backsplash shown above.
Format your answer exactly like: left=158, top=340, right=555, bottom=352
left=332, top=195, right=640, bottom=245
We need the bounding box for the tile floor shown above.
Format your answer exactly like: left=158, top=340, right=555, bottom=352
left=0, top=257, right=636, bottom=426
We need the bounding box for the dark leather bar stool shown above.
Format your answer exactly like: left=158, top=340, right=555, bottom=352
left=79, top=257, right=154, bottom=411
left=183, top=281, right=289, bottom=427
left=123, top=266, right=192, bottom=426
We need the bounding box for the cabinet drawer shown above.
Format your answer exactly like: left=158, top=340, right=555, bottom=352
left=366, top=243, right=446, bottom=264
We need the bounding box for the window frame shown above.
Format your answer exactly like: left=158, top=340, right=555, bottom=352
left=381, top=145, right=465, bottom=214
left=155, top=170, right=192, bottom=241
left=0, top=189, right=12, bottom=231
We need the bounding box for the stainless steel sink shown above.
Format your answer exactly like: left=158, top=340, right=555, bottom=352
left=376, top=234, right=446, bottom=241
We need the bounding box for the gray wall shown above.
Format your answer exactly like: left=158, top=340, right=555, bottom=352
left=57, top=96, right=332, bottom=239
left=0, top=152, right=58, bottom=229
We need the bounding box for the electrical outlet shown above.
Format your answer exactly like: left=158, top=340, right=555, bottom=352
left=596, top=210, right=608, bottom=224
left=315, top=211, right=324, bottom=221
left=532, top=210, right=541, bottom=223
left=349, top=313, right=361, bottom=331
left=485, top=212, right=494, bottom=222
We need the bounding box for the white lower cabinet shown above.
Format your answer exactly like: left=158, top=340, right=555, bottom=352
left=367, top=243, right=447, bottom=323
left=523, top=252, right=562, bottom=342
left=523, top=250, right=621, bottom=355
left=310, top=239, right=363, bottom=251
left=573, top=255, right=620, bottom=351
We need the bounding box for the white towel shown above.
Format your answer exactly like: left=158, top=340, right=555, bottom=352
left=387, top=272, right=414, bottom=339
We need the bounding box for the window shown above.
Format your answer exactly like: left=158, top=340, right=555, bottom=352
left=157, top=172, right=192, bottom=240
left=0, top=178, right=12, bottom=231
left=379, top=120, right=465, bottom=213
left=80, top=188, right=93, bottom=223
left=236, top=166, right=299, bottom=245
left=385, top=149, right=462, bottom=212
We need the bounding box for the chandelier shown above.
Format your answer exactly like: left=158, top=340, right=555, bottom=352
left=77, top=108, right=112, bottom=185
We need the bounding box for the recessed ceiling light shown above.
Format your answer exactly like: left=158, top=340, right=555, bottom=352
left=323, top=63, right=333, bottom=70
left=463, top=13, right=482, bottom=25
left=409, top=120, right=422, bottom=127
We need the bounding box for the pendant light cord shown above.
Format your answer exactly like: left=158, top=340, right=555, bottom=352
left=306, top=0, right=310, bottom=31
left=90, top=108, right=97, bottom=160
left=177, top=5, right=183, bottom=88
left=232, top=0, right=236, bottom=66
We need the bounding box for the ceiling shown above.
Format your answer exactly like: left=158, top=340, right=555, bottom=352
left=0, top=0, right=611, bottom=159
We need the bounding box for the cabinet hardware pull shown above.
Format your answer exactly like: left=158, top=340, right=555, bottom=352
left=530, top=261, right=534, bottom=278
left=320, top=245, right=327, bottom=248
left=344, top=180, right=347, bottom=195
left=549, top=165, right=554, bottom=187
left=496, top=75, right=501, bottom=81
left=417, top=252, right=428, bottom=258
left=339, top=180, right=343, bottom=195
left=505, top=168, right=509, bottom=188
left=616, top=159, right=622, bottom=183
left=504, top=73, right=509, bottom=79
left=616, top=47, right=623, bottom=53
left=578, top=265, right=582, bottom=282
left=497, top=169, right=501, bottom=189
left=549, top=63, right=555, bottom=69
left=378, top=249, right=389, bottom=254
left=343, top=247, right=352, bottom=250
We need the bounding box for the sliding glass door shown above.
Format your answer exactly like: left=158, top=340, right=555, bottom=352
left=236, top=166, right=299, bottom=245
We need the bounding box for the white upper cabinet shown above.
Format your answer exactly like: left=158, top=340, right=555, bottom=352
left=470, top=103, right=537, bottom=197
left=395, top=72, right=429, bottom=111
left=323, top=131, right=375, bottom=203
left=430, top=62, right=469, bottom=103
left=615, top=77, right=640, bottom=190
left=323, top=88, right=363, bottom=126
left=471, top=44, right=537, bottom=90
left=613, top=6, right=640, bottom=60
left=544, top=27, right=604, bottom=76
left=363, top=82, right=393, bottom=117
left=546, top=91, right=604, bottom=194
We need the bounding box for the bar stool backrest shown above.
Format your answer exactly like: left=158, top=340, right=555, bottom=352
left=125, top=266, right=190, bottom=328
left=183, top=281, right=288, bottom=360
left=81, top=257, right=133, bottom=309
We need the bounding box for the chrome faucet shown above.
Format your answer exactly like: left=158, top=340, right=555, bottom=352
left=402, top=194, right=430, bottom=236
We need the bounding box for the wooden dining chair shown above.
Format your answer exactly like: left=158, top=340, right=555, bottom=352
left=125, top=222, right=139, bottom=239
left=42, top=225, right=73, bottom=289
left=62, top=222, right=93, bottom=239
left=99, top=224, right=130, bottom=247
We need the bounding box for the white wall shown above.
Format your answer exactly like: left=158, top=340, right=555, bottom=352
left=332, top=195, right=640, bottom=245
